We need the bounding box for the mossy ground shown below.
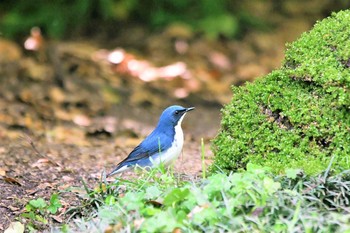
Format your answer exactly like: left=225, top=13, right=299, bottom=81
left=213, top=10, right=350, bottom=175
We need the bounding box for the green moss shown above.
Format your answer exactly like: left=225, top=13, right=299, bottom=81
left=212, top=10, right=350, bottom=175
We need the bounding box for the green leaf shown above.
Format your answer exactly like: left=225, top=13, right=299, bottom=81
left=145, top=186, right=162, bottom=199
left=142, top=210, right=179, bottom=232
left=163, top=188, right=190, bottom=207
left=48, top=193, right=62, bottom=214
left=142, top=206, right=161, bottom=217
left=121, top=192, right=145, bottom=210
left=192, top=206, right=218, bottom=225
left=35, top=214, right=48, bottom=224
left=285, top=168, right=302, bottom=179
left=105, top=195, right=116, bottom=205
left=203, top=173, right=227, bottom=196
left=29, top=198, right=47, bottom=209
left=25, top=204, right=32, bottom=212
left=263, top=177, right=281, bottom=194
left=20, top=212, right=35, bottom=220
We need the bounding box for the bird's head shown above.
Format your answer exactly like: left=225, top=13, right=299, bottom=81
left=158, top=105, right=194, bottom=127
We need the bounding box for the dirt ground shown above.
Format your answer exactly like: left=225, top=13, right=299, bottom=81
left=0, top=4, right=341, bottom=229
left=0, top=106, right=219, bottom=231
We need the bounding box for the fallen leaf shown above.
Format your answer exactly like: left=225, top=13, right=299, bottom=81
left=0, top=205, right=20, bottom=211
left=31, top=158, right=50, bottom=168
left=73, top=114, right=91, bottom=127
left=62, top=176, right=74, bottom=182
left=25, top=189, right=39, bottom=195
left=4, top=221, right=24, bottom=233
left=40, top=182, right=55, bottom=189
left=31, top=157, right=61, bottom=168
left=146, top=200, right=163, bottom=208
left=2, top=176, right=22, bottom=186
left=0, top=147, right=6, bottom=153
left=172, top=228, right=182, bottom=233
left=49, top=87, right=66, bottom=103
left=8, top=206, right=20, bottom=211
left=0, top=167, right=6, bottom=176
left=104, top=223, right=123, bottom=233
left=51, top=215, right=63, bottom=223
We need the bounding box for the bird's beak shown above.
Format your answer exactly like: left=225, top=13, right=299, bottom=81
left=186, top=107, right=195, bottom=112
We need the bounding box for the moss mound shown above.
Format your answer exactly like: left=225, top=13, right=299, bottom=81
left=212, top=10, right=350, bottom=175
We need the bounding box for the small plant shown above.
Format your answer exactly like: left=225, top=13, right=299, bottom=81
left=21, top=193, right=62, bottom=232
left=62, top=164, right=350, bottom=232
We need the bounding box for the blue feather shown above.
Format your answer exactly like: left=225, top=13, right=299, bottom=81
left=107, top=105, right=194, bottom=176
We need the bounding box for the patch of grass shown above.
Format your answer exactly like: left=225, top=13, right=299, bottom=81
left=53, top=164, right=350, bottom=232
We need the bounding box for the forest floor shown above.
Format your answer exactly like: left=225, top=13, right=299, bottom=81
left=0, top=10, right=319, bottom=230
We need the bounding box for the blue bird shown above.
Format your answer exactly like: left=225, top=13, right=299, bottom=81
left=107, top=105, right=194, bottom=176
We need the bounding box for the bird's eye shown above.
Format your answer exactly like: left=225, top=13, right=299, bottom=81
left=175, top=110, right=179, bottom=115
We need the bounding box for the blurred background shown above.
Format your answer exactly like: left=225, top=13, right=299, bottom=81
left=1, top=0, right=349, bottom=137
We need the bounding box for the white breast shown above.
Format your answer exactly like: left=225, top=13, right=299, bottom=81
left=150, top=114, right=186, bottom=166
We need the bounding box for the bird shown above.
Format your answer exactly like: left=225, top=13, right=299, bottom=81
left=107, top=105, right=195, bottom=177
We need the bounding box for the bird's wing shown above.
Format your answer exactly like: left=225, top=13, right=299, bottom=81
left=121, top=131, right=172, bottom=163
left=108, top=130, right=173, bottom=175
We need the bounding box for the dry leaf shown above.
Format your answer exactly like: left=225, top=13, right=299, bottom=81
left=31, top=158, right=50, bottom=168
left=0, top=205, right=20, bottom=212
left=51, top=215, right=63, bottom=223
left=104, top=223, right=123, bottom=233
left=4, top=221, right=24, bottom=233
left=8, top=206, right=20, bottom=211
left=2, top=176, right=22, bottom=186
left=172, top=228, right=182, bottom=233
left=26, top=189, right=39, bottom=195
left=62, top=176, right=74, bottom=182
left=73, top=114, right=91, bottom=127
left=49, top=87, right=66, bottom=103
left=0, top=167, right=6, bottom=176
left=0, top=147, right=6, bottom=154
left=146, top=200, right=163, bottom=208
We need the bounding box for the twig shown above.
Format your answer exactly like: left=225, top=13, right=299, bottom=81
left=20, top=133, right=46, bottom=158
left=20, top=133, right=62, bottom=167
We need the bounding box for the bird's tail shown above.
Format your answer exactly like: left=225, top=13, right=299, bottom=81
left=106, top=163, right=129, bottom=177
